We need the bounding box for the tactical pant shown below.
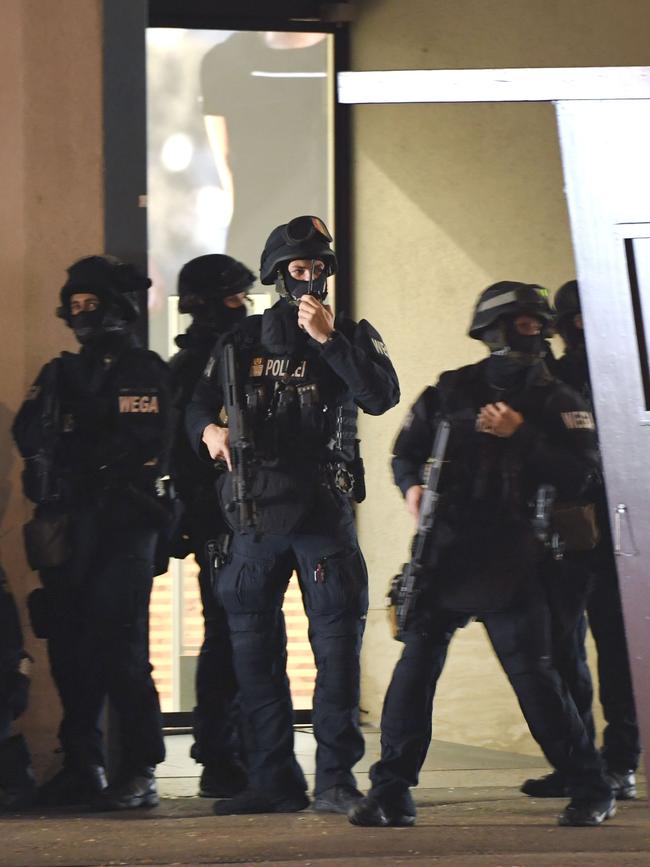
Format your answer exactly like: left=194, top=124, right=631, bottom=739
left=40, top=508, right=165, bottom=774
left=183, top=499, right=242, bottom=771
left=216, top=502, right=368, bottom=797
left=370, top=574, right=612, bottom=805
left=557, top=539, right=640, bottom=772
left=544, top=556, right=595, bottom=744
left=0, top=706, right=11, bottom=744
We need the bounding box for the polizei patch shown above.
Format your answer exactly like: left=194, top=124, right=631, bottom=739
left=561, top=410, right=595, bottom=430
left=249, top=356, right=308, bottom=380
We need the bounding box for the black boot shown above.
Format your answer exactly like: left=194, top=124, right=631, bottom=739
left=37, top=762, right=107, bottom=807
left=97, top=767, right=159, bottom=810
left=199, top=761, right=248, bottom=798
left=520, top=770, right=568, bottom=798
left=0, top=735, right=36, bottom=810
left=557, top=795, right=617, bottom=827
left=606, top=768, right=637, bottom=800
left=348, top=792, right=416, bottom=827
left=313, top=784, right=364, bottom=814
left=212, top=787, right=309, bottom=815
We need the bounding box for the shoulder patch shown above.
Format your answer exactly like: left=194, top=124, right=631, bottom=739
left=371, top=337, right=390, bottom=359
left=203, top=356, right=216, bottom=380
left=561, top=410, right=595, bottom=430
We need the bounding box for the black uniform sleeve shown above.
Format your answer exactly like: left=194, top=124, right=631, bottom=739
left=319, top=318, right=400, bottom=415
left=11, top=361, right=55, bottom=458
left=512, top=383, right=599, bottom=500
left=391, top=386, right=441, bottom=497
left=185, top=337, right=227, bottom=461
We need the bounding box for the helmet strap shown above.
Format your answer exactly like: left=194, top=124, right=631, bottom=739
left=275, top=271, right=299, bottom=306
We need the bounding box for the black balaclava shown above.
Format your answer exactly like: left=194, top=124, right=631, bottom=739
left=70, top=301, right=130, bottom=349
left=279, top=262, right=328, bottom=303
left=558, top=316, right=585, bottom=353
left=486, top=315, right=545, bottom=391
left=176, top=303, right=248, bottom=352
left=193, top=298, right=248, bottom=331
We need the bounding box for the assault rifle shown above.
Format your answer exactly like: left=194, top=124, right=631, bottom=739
left=391, top=418, right=451, bottom=639
left=222, top=339, right=256, bottom=532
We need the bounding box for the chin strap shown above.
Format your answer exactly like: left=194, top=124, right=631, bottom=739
left=275, top=271, right=298, bottom=307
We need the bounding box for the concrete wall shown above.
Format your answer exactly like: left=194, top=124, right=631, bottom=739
left=351, top=0, right=650, bottom=753
left=0, top=0, right=103, bottom=777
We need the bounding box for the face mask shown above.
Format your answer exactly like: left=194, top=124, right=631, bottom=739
left=481, top=319, right=546, bottom=367
left=70, top=304, right=129, bottom=347
left=281, top=265, right=328, bottom=302
left=193, top=300, right=247, bottom=332
left=70, top=309, right=106, bottom=345
left=559, top=318, right=585, bottom=351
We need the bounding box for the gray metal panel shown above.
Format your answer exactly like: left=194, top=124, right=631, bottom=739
left=556, top=99, right=650, bottom=786
left=338, top=67, right=650, bottom=105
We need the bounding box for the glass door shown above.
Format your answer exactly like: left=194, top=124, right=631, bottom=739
left=145, top=26, right=336, bottom=718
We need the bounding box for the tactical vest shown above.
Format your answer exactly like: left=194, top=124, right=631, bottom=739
left=216, top=317, right=363, bottom=535
left=426, top=363, right=546, bottom=615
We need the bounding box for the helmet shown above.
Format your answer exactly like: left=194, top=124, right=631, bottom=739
left=57, top=255, right=150, bottom=323
left=259, top=215, right=337, bottom=286
left=469, top=281, right=553, bottom=341
left=177, top=254, right=255, bottom=314
left=554, top=279, right=580, bottom=324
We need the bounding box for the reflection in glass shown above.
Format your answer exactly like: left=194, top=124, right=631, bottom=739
left=146, top=28, right=332, bottom=714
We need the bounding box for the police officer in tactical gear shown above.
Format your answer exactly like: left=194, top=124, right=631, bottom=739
left=169, top=254, right=255, bottom=797
left=187, top=216, right=400, bottom=815
left=12, top=255, right=170, bottom=810
left=521, top=280, right=640, bottom=802
left=349, top=281, right=615, bottom=829
left=0, top=566, right=36, bottom=810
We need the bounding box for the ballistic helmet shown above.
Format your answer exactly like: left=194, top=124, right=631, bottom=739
left=554, top=279, right=580, bottom=324
left=469, top=281, right=553, bottom=341
left=57, top=255, right=149, bottom=323
left=177, top=254, right=255, bottom=314
left=259, top=215, right=337, bottom=286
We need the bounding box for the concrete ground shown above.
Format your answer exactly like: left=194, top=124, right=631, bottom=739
left=2, top=729, right=648, bottom=867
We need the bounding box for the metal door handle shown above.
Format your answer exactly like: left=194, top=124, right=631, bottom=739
left=614, top=503, right=639, bottom=557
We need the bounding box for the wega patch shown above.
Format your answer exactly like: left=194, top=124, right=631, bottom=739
left=119, top=393, right=160, bottom=414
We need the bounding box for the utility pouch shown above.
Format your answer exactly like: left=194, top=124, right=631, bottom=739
left=22, top=510, right=71, bottom=571
left=245, top=383, right=269, bottom=422
left=21, top=453, right=61, bottom=505
left=552, top=501, right=600, bottom=552
left=207, top=534, right=233, bottom=588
